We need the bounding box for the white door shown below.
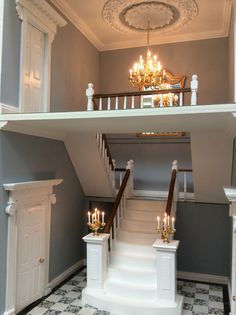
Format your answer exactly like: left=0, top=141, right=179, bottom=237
left=23, top=23, right=45, bottom=113
left=16, top=205, right=46, bottom=312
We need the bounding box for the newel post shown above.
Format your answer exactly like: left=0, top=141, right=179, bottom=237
left=83, top=233, right=110, bottom=290
left=86, top=83, right=94, bottom=111
left=153, top=240, right=179, bottom=304
left=190, top=74, right=198, bottom=106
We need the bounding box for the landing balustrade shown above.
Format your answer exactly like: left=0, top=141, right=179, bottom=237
left=86, top=74, right=198, bottom=111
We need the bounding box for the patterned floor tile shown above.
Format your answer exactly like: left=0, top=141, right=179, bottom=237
left=26, top=268, right=228, bottom=315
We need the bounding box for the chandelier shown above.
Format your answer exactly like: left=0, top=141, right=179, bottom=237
left=128, top=21, right=166, bottom=91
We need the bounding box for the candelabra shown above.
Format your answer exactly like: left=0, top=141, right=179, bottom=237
left=87, top=208, right=106, bottom=236
left=157, top=214, right=176, bottom=244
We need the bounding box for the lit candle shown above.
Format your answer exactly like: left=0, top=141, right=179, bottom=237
left=167, top=216, right=170, bottom=227
left=163, top=69, right=166, bottom=76
left=102, top=212, right=105, bottom=224
left=97, top=210, right=100, bottom=222
left=88, top=211, right=91, bottom=224
left=92, top=213, right=95, bottom=224
left=129, top=69, right=133, bottom=76
left=172, top=217, right=175, bottom=229
left=157, top=216, right=160, bottom=229
left=95, top=208, right=97, bottom=221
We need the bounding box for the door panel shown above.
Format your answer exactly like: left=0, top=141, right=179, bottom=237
left=23, top=24, right=45, bottom=113
left=16, top=205, right=45, bottom=312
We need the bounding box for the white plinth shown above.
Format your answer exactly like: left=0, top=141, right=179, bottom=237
left=83, top=233, right=110, bottom=290
left=153, top=239, right=179, bottom=303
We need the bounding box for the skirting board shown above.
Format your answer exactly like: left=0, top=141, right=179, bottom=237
left=47, top=259, right=86, bottom=290
left=0, top=103, right=18, bottom=114
left=134, top=189, right=195, bottom=201
left=177, top=270, right=229, bottom=285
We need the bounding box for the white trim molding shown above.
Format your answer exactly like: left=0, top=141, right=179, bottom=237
left=0, top=103, right=19, bottom=114
left=177, top=271, right=229, bottom=285
left=47, top=259, right=85, bottom=292
left=16, top=0, right=67, bottom=113
left=3, top=179, right=63, bottom=315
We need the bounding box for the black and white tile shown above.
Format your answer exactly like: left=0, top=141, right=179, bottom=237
left=26, top=268, right=228, bottom=315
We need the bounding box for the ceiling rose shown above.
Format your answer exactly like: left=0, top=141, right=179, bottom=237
left=102, top=0, right=198, bottom=34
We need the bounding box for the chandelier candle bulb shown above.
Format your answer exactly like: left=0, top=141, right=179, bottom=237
left=157, top=216, right=160, bottom=229
left=157, top=214, right=176, bottom=243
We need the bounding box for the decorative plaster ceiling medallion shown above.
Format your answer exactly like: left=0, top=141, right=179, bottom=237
left=102, top=0, right=198, bottom=34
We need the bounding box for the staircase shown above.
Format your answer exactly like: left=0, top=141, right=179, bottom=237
left=83, top=197, right=183, bottom=315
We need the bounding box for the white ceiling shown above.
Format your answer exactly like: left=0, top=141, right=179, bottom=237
left=50, top=0, right=232, bottom=51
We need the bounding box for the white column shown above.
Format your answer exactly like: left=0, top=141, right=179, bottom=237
left=224, top=187, right=236, bottom=314
left=83, top=233, right=110, bottom=290
left=153, top=239, right=179, bottom=303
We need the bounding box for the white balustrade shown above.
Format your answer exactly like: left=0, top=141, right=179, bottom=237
left=191, top=74, right=198, bottom=105
left=86, top=75, right=198, bottom=111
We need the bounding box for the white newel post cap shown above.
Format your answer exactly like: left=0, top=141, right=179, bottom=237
left=153, top=239, right=179, bottom=252
left=83, top=233, right=110, bottom=243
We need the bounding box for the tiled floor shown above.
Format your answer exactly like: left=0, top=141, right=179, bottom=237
left=25, top=267, right=229, bottom=315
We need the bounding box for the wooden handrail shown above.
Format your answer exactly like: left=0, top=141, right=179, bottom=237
left=102, top=134, right=114, bottom=170
left=165, top=169, right=177, bottom=216
left=179, top=168, right=192, bottom=172
left=93, top=88, right=191, bottom=99
left=115, top=167, right=126, bottom=172
left=104, top=169, right=130, bottom=234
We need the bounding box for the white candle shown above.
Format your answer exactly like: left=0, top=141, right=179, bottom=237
left=163, top=218, right=166, bottom=230
left=92, top=213, right=95, bottom=224
left=157, top=216, right=160, bottom=229
left=88, top=211, right=91, bottom=224
left=97, top=211, right=100, bottom=222
left=172, top=217, right=175, bottom=229
left=167, top=216, right=170, bottom=227
left=102, top=212, right=105, bottom=224
left=94, top=208, right=97, bottom=221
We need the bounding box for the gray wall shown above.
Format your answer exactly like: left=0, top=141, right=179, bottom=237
left=176, top=202, right=230, bottom=276
left=49, top=2, right=100, bottom=112
left=108, top=135, right=192, bottom=191
left=1, top=0, right=21, bottom=106
left=100, top=38, right=228, bottom=105
left=229, top=7, right=235, bottom=103
left=0, top=131, right=86, bottom=313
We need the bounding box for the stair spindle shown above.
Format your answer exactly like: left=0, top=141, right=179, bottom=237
left=131, top=96, right=135, bottom=109
left=107, top=97, right=111, bottom=110
left=123, top=96, right=127, bottom=110
left=115, top=97, right=119, bottom=110
left=179, top=92, right=183, bottom=106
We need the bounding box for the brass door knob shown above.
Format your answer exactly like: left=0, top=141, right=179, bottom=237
left=39, top=258, right=45, bottom=263
left=233, top=296, right=236, bottom=301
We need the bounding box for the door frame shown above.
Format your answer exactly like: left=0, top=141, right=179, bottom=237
left=3, top=179, right=62, bottom=315
left=15, top=0, right=66, bottom=113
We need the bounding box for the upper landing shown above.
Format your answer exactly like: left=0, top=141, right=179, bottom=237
left=0, top=104, right=236, bottom=141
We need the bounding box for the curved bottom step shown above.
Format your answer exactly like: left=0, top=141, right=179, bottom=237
left=82, top=287, right=183, bottom=315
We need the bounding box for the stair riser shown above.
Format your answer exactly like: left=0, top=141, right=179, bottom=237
left=113, top=241, right=156, bottom=256
left=124, top=210, right=164, bottom=222
left=117, top=230, right=158, bottom=245
left=108, top=268, right=156, bottom=286
left=110, top=254, right=156, bottom=270
left=126, top=199, right=166, bottom=211
left=121, top=219, right=157, bottom=233
left=104, top=282, right=156, bottom=301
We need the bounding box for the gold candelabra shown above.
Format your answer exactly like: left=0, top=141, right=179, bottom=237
left=157, top=214, right=176, bottom=244
left=87, top=208, right=106, bottom=236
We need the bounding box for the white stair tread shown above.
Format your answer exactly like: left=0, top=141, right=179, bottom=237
left=119, top=228, right=157, bottom=235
